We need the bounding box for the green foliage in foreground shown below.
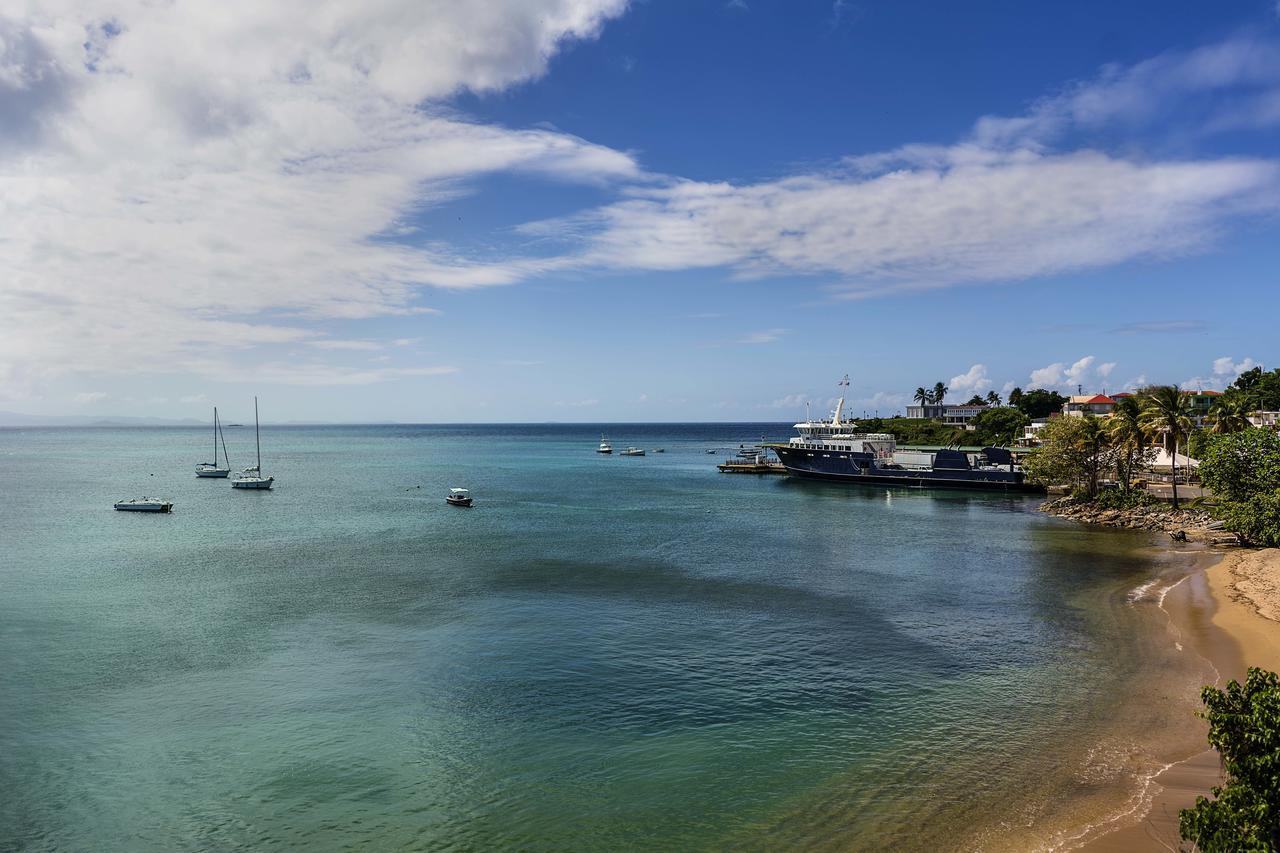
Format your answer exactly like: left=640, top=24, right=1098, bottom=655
left=1199, top=429, right=1280, bottom=546
left=1180, top=668, right=1280, bottom=852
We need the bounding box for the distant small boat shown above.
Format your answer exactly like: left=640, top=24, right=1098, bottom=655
left=196, top=406, right=232, bottom=477
left=597, top=435, right=613, bottom=454
left=621, top=447, right=645, bottom=456
left=446, top=488, right=473, bottom=507
left=705, top=449, right=717, bottom=454
left=114, top=497, right=173, bottom=512
left=231, top=397, right=274, bottom=490
left=651, top=448, right=665, bottom=453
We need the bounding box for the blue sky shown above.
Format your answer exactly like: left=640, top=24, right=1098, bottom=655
left=3, top=0, right=1278, bottom=422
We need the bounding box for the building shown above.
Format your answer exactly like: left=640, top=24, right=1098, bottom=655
left=1249, top=411, right=1280, bottom=429
left=1186, top=390, right=1222, bottom=426
left=904, top=402, right=988, bottom=428
left=1063, top=394, right=1116, bottom=417
left=1017, top=417, right=1053, bottom=448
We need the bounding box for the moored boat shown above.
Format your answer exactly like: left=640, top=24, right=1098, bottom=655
left=597, top=436, right=613, bottom=454
left=231, top=397, right=274, bottom=490
left=446, top=488, right=473, bottom=507
left=114, top=497, right=173, bottom=512
left=620, top=447, right=645, bottom=456
left=771, top=376, right=1039, bottom=492
left=196, top=406, right=232, bottom=477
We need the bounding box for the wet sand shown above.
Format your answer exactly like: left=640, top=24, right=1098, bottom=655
left=1077, top=547, right=1280, bottom=851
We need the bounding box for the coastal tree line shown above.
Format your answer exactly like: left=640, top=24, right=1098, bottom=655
left=1023, top=383, right=1280, bottom=547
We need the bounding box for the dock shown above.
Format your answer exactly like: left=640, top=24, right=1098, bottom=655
left=717, top=459, right=787, bottom=474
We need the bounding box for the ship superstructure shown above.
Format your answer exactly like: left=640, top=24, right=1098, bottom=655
left=772, top=377, right=1038, bottom=492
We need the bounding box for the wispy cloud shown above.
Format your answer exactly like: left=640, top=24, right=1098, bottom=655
left=738, top=328, right=788, bottom=345
left=1114, top=320, right=1208, bottom=334
left=72, top=391, right=107, bottom=404
left=307, top=340, right=385, bottom=351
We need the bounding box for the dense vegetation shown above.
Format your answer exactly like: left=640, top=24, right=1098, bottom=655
left=1007, top=387, right=1068, bottom=419
left=1198, top=428, right=1280, bottom=547
left=847, top=407, right=1028, bottom=448
left=1180, top=668, right=1280, bottom=851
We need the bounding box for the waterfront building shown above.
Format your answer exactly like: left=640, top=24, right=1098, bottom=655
left=904, top=402, right=988, bottom=428
left=1063, top=394, right=1116, bottom=417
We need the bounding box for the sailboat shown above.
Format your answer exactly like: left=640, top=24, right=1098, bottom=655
left=231, top=397, right=274, bottom=490
left=195, top=407, right=232, bottom=477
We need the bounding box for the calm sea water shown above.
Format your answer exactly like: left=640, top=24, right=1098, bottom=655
left=0, top=424, right=1210, bottom=851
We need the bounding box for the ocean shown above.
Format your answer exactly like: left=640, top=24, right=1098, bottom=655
left=0, top=424, right=1215, bottom=851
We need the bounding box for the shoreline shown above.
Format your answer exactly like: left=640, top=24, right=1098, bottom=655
left=1072, top=545, right=1280, bottom=851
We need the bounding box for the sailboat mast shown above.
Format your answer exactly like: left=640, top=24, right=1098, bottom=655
left=254, top=396, right=262, bottom=469
left=212, top=407, right=218, bottom=463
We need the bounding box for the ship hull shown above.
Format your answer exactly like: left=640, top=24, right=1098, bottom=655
left=773, top=446, right=1041, bottom=493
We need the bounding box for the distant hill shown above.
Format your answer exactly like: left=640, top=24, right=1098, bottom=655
left=0, top=411, right=207, bottom=427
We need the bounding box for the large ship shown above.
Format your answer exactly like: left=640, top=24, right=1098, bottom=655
left=770, top=381, right=1039, bottom=492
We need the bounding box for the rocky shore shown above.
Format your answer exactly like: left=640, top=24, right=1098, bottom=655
left=1039, top=496, right=1240, bottom=545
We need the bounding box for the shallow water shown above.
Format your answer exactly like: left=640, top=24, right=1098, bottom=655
left=0, top=424, right=1212, bottom=850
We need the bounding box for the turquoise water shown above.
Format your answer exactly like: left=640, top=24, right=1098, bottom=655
left=0, top=425, right=1205, bottom=851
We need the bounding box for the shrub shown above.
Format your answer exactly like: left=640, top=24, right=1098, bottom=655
left=1214, top=490, right=1280, bottom=547
left=1180, top=668, right=1280, bottom=851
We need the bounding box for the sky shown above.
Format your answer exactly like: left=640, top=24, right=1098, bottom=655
left=2, top=0, right=1279, bottom=423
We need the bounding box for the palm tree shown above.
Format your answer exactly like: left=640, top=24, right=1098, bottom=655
left=914, top=387, right=932, bottom=407
left=1140, top=386, right=1194, bottom=509
left=1107, top=396, right=1146, bottom=493
left=932, top=382, right=949, bottom=405
left=985, top=390, right=1001, bottom=406
left=1077, top=415, right=1110, bottom=497
left=1207, top=395, right=1252, bottom=435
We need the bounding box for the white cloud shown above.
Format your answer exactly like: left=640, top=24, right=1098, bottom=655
left=527, top=151, right=1277, bottom=298
left=0, top=0, right=635, bottom=387
left=307, top=340, right=385, bottom=351
left=1027, top=355, right=1112, bottom=391
left=1212, top=356, right=1258, bottom=377
left=949, top=364, right=990, bottom=394
left=770, top=393, right=808, bottom=409
left=179, top=393, right=208, bottom=404
left=555, top=398, right=599, bottom=407
left=739, top=328, right=788, bottom=345
left=72, top=391, right=107, bottom=404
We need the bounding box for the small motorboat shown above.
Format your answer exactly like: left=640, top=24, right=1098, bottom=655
left=620, top=447, right=646, bottom=456
left=705, top=449, right=717, bottom=454
left=446, top=488, right=473, bottom=507
left=597, top=436, right=612, bottom=454
left=651, top=448, right=665, bottom=453
left=114, top=497, right=173, bottom=513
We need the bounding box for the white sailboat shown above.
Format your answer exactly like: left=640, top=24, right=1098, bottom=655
left=231, top=397, right=274, bottom=490
left=195, top=406, right=232, bottom=477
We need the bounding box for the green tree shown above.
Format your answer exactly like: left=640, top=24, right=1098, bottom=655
left=1014, top=388, right=1068, bottom=419
left=970, top=407, right=1029, bottom=446
left=1021, top=415, right=1115, bottom=496
left=1106, top=396, right=1149, bottom=494
left=1140, top=385, right=1194, bottom=509
left=1233, top=367, right=1280, bottom=410
left=914, top=387, right=932, bottom=407
left=1179, top=668, right=1280, bottom=851
left=965, top=394, right=986, bottom=406
left=1007, top=387, right=1023, bottom=408
left=1208, top=395, right=1255, bottom=435
left=932, top=381, right=949, bottom=405
left=985, top=390, right=1002, bottom=406
left=1199, top=429, right=1280, bottom=503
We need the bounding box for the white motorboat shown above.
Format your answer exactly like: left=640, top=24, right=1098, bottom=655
left=196, top=406, right=232, bottom=477
left=114, top=497, right=173, bottom=512
left=597, top=435, right=613, bottom=454
left=620, top=447, right=645, bottom=456
left=231, top=397, right=274, bottom=490
left=446, top=488, right=473, bottom=507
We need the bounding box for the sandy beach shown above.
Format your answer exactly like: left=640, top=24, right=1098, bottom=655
left=1079, top=546, right=1280, bottom=851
